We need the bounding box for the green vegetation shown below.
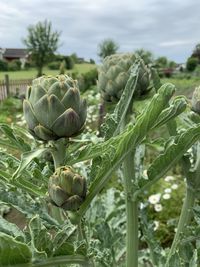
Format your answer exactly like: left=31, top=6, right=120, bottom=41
left=24, top=20, right=60, bottom=77
left=0, top=63, right=96, bottom=80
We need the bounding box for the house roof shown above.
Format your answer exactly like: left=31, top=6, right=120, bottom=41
left=3, top=48, right=28, bottom=58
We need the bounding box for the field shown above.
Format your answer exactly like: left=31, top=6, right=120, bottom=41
left=0, top=63, right=96, bottom=80
left=1, top=65, right=200, bottom=266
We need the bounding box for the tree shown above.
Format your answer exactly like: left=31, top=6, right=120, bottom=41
left=155, top=56, right=168, bottom=67
left=186, top=57, right=198, bottom=72
left=24, top=20, right=60, bottom=77
left=192, top=44, right=200, bottom=63
left=135, top=49, right=153, bottom=64
left=98, top=38, right=119, bottom=60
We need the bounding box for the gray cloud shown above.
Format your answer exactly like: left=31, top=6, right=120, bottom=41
left=0, top=0, right=199, bottom=62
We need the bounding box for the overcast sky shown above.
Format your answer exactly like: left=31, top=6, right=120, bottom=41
left=0, top=0, right=200, bottom=63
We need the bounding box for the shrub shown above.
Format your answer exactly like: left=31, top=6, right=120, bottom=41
left=0, top=60, right=8, bottom=71
left=186, top=57, right=198, bottom=72
left=48, top=61, right=60, bottom=70
left=90, top=58, right=95, bottom=64
left=77, top=68, right=98, bottom=92
left=64, top=56, right=74, bottom=70
left=8, top=60, right=21, bottom=71
left=59, top=60, right=66, bottom=74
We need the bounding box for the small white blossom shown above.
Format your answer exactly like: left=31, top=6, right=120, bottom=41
left=164, top=175, right=174, bottom=182
left=171, top=184, right=178, bottom=190
left=154, top=204, right=163, bottom=212
left=153, top=221, right=159, bottom=231
left=164, top=188, right=172, bottom=194
left=148, top=193, right=161, bottom=204
left=143, top=169, right=148, bottom=177
left=163, top=193, right=171, bottom=200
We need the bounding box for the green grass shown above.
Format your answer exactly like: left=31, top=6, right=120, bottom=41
left=161, top=77, right=200, bottom=98
left=0, top=63, right=96, bottom=80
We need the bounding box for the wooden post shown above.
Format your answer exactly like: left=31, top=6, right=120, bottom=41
left=5, top=74, right=9, bottom=97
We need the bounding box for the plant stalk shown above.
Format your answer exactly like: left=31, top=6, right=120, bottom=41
left=9, top=255, right=91, bottom=267
left=51, top=139, right=66, bottom=169
left=165, top=186, right=195, bottom=266
left=124, top=150, right=138, bottom=267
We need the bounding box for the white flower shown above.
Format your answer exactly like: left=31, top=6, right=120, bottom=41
left=171, top=184, right=178, bottom=190
left=154, top=204, right=163, bottom=212
left=148, top=193, right=161, bottom=204
left=164, top=175, right=174, bottom=182
left=140, top=203, right=145, bottom=209
left=164, top=188, right=172, bottom=194
left=163, top=193, right=171, bottom=200
left=153, top=220, right=159, bottom=231
left=143, top=169, right=148, bottom=177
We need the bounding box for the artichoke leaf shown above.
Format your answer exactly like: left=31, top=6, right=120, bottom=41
left=52, top=108, right=80, bottom=137
left=34, top=125, right=57, bottom=141
left=29, top=85, right=46, bottom=106
left=61, top=88, right=80, bottom=113
left=34, top=94, right=65, bottom=129
left=23, top=100, right=39, bottom=130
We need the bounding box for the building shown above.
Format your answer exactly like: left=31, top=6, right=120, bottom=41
left=0, top=48, right=29, bottom=68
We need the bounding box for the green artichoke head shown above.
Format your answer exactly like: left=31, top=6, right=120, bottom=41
left=98, top=53, right=151, bottom=103
left=23, top=75, right=87, bottom=141
left=191, top=86, right=200, bottom=115
left=48, top=166, right=87, bottom=211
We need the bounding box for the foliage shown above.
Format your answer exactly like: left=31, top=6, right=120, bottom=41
left=191, top=43, right=200, bottom=63
left=186, top=57, right=198, bottom=72
left=0, top=59, right=8, bottom=71
left=23, top=20, right=60, bottom=77
left=1, top=60, right=200, bottom=267
left=59, top=60, right=66, bottom=74
left=76, top=68, right=98, bottom=92
left=135, top=49, right=154, bottom=64
left=8, top=60, right=22, bottom=71
left=98, top=38, right=119, bottom=60
left=47, top=61, right=60, bottom=70
left=64, top=56, right=74, bottom=70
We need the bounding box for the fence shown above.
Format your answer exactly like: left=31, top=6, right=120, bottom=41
left=0, top=75, right=32, bottom=101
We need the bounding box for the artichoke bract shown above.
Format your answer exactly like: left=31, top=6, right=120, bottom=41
left=191, top=86, right=200, bottom=115
left=48, top=166, right=87, bottom=211
left=23, top=75, right=87, bottom=141
left=98, top=53, right=151, bottom=103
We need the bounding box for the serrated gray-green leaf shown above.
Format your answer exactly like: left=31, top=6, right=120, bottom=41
left=0, top=232, right=32, bottom=266
left=69, top=83, right=175, bottom=166
left=0, top=216, right=25, bottom=241
left=152, top=96, right=187, bottom=130
left=78, top=83, right=175, bottom=216
left=0, top=123, right=31, bottom=152
left=28, top=216, right=52, bottom=259
left=13, top=147, right=50, bottom=179
left=136, top=124, right=200, bottom=195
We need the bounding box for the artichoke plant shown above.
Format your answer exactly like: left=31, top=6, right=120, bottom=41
left=48, top=166, right=87, bottom=211
left=98, top=53, right=151, bottom=103
left=23, top=75, right=87, bottom=141
left=192, top=86, right=200, bottom=115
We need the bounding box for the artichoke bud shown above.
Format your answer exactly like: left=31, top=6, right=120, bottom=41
left=191, top=86, right=200, bottom=115
left=98, top=53, right=151, bottom=103
left=48, top=166, right=87, bottom=211
left=23, top=75, right=87, bottom=141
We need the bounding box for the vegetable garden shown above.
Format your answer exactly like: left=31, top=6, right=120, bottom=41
left=0, top=54, right=200, bottom=267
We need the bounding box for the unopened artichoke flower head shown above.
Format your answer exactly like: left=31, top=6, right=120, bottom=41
left=98, top=53, right=151, bottom=103
left=23, top=75, right=87, bottom=141
left=48, top=166, right=87, bottom=211
left=192, top=86, right=200, bottom=115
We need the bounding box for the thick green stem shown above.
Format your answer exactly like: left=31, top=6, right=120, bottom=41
left=51, top=139, right=66, bottom=169
left=165, top=186, right=195, bottom=266
left=10, top=255, right=91, bottom=267
left=124, top=150, right=138, bottom=267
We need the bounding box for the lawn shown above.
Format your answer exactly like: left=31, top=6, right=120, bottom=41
left=0, top=63, right=97, bottom=80
left=161, top=77, right=200, bottom=98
